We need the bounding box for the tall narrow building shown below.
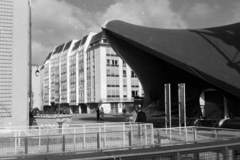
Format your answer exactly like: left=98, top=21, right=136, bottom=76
left=0, top=0, right=30, bottom=126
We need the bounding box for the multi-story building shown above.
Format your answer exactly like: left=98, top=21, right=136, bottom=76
left=0, top=0, right=30, bottom=127
left=43, top=31, right=143, bottom=114
left=85, top=32, right=143, bottom=114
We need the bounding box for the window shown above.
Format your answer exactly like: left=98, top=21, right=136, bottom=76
left=106, top=47, right=110, bottom=55
left=123, top=61, right=126, bottom=67
left=115, top=60, right=118, bottom=66
left=107, top=69, right=110, bottom=76
left=107, top=59, right=110, bottom=66
left=123, top=88, right=127, bottom=97
left=131, top=91, right=138, bottom=98
left=123, top=70, right=126, bottom=77
left=131, top=71, right=137, bottom=77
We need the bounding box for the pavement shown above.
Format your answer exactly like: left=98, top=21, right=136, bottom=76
left=70, top=113, right=128, bottom=124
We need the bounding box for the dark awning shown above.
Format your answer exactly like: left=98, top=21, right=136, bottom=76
left=102, top=20, right=240, bottom=110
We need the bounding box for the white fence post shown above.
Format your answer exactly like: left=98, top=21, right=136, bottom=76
left=39, top=127, right=41, bottom=152
left=122, top=124, right=125, bottom=147
left=74, top=128, right=76, bottom=151
left=18, top=130, right=20, bottom=148
left=98, top=127, right=101, bottom=149
left=103, top=124, right=106, bottom=147
left=144, top=124, right=147, bottom=146
left=158, top=129, right=161, bottom=145
left=15, top=129, right=17, bottom=154
left=193, top=127, right=197, bottom=142
left=215, top=129, right=218, bottom=140
left=185, top=127, right=188, bottom=142
left=83, top=125, right=85, bottom=149
left=151, top=124, right=154, bottom=146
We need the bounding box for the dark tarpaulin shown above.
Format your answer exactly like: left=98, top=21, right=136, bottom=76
left=102, top=20, right=240, bottom=116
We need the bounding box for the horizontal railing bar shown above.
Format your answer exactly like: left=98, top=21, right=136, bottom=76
left=0, top=128, right=149, bottom=139
left=0, top=141, right=155, bottom=158
left=1, top=137, right=240, bottom=159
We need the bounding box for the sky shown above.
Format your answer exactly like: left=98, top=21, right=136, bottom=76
left=31, top=0, right=240, bottom=65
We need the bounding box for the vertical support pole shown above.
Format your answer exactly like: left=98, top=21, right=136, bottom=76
left=224, top=147, right=229, bottom=160
left=62, top=123, right=64, bottom=135
left=151, top=124, right=154, bottom=146
left=179, top=83, right=187, bottom=142
left=165, top=83, right=171, bottom=142
left=165, top=84, right=168, bottom=136
left=47, top=137, right=49, bottom=153
left=128, top=131, right=132, bottom=150
left=103, top=125, right=106, bottom=148
left=193, top=127, right=197, bottom=142
left=144, top=124, right=147, bottom=146
left=39, top=127, right=41, bottom=152
left=139, top=124, right=142, bottom=144
left=215, top=129, right=219, bottom=140
left=83, top=125, right=85, bottom=149
left=24, top=137, right=28, bottom=155
left=62, top=135, right=65, bottom=152
left=122, top=124, right=125, bottom=147
left=18, top=130, right=20, bottom=148
left=185, top=127, right=188, bottom=142
left=99, top=127, right=103, bottom=148
left=194, top=151, right=199, bottom=159
left=15, top=129, right=17, bottom=154
left=158, top=129, right=161, bottom=145
left=97, top=132, right=100, bottom=151
left=176, top=152, right=180, bottom=160
left=73, top=128, right=76, bottom=151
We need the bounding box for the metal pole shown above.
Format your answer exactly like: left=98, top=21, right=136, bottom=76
left=83, top=125, right=85, bottom=149
left=39, top=127, right=41, bottom=152
left=122, top=124, right=125, bottom=147
left=74, top=128, right=76, bottom=151
left=28, top=0, right=32, bottom=126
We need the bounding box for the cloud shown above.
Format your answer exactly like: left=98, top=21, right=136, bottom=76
left=32, top=0, right=98, bottom=65
left=231, top=3, right=240, bottom=24
left=32, top=0, right=187, bottom=65
left=97, top=0, right=187, bottom=29
left=32, top=41, right=52, bottom=65
left=186, top=3, right=217, bottom=19
left=179, top=2, right=237, bottom=28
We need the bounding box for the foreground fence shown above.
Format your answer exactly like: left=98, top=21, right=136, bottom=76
left=0, top=123, right=154, bottom=156
left=1, top=123, right=240, bottom=158
left=88, top=140, right=240, bottom=160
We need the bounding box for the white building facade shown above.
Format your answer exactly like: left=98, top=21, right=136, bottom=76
left=43, top=32, right=143, bottom=114
left=85, top=32, right=143, bottom=114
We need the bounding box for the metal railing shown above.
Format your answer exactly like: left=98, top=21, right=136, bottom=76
left=0, top=123, right=154, bottom=156
left=0, top=122, right=153, bottom=137
left=154, top=126, right=240, bottom=145
left=93, top=141, right=240, bottom=160
left=1, top=124, right=240, bottom=159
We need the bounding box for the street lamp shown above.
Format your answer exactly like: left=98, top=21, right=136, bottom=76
left=35, top=69, right=40, bottom=77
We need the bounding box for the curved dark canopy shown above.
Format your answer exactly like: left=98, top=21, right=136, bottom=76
left=102, top=20, right=240, bottom=113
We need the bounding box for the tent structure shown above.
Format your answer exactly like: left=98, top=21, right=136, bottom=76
left=102, top=20, right=240, bottom=120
